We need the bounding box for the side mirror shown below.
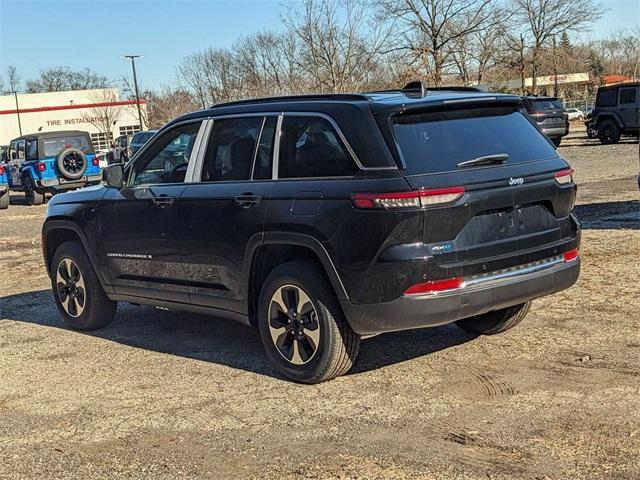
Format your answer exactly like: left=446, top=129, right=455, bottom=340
left=102, top=163, right=124, bottom=188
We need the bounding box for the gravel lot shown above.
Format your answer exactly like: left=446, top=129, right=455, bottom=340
left=1, top=133, right=638, bottom=479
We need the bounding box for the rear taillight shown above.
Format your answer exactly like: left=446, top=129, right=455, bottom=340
left=92, top=157, right=99, bottom=166
left=36, top=162, right=46, bottom=172
left=404, top=277, right=464, bottom=295
left=563, top=248, right=579, bottom=262
left=0, top=166, right=4, bottom=175
left=351, top=187, right=465, bottom=210
left=554, top=168, right=574, bottom=185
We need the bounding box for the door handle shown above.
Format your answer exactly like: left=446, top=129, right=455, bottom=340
left=234, top=194, right=262, bottom=208
left=152, top=196, right=175, bottom=209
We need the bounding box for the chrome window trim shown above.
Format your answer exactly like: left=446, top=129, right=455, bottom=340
left=272, top=114, right=284, bottom=180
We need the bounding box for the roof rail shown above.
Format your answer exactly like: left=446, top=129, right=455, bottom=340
left=208, top=93, right=370, bottom=109
left=401, top=81, right=484, bottom=95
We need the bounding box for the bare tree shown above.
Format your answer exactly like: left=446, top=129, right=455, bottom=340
left=283, top=0, right=391, bottom=92
left=5, top=65, right=21, bottom=93
left=177, top=48, right=241, bottom=106
left=25, top=67, right=110, bottom=93
left=380, top=0, right=498, bottom=86
left=514, top=0, right=603, bottom=93
left=145, top=87, right=200, bottom=128
left=81, top=90, right=121, bottom=149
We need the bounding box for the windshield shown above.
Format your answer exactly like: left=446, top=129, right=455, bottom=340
left=392, top=105, right=558, bottom=175
left=531, top=99, right=564, bottom=111
left=43, top=135, right=92, bottom=157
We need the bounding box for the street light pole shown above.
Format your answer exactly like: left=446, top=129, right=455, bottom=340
left=13, top=91, right=22, bottom=136
left=122, top=55, right=144, bottom=130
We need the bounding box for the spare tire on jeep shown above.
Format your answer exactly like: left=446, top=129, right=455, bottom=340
left=57, top=148, right=87, bottom=180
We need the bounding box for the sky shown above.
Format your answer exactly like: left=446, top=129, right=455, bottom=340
left=1, top=0, right=638, bottom=89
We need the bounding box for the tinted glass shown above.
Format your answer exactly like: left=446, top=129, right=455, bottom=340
left=130, top=122, right=201, bottom=186
left=43, top=135, right=92, bottom=157
left=132, top=132, right=155, bottom=144
left=619, top=88, right=637, bottom=104
left=253, top=116, right=277, bottom=180
left=26, top=140, right=38, bottom=160
left=531, top=99, right=564, bottom=111
left=278, top=116, right=357, bottom=178
left=596, top=89, right=617, bottom=107
left=201, top=117, right=262, bottom=182
left=16, top=140, right=25, bottom=160
left=393, top=106, right=558, bottom=175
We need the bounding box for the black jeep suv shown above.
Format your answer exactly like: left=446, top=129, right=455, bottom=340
left=590, top=82, right=639, bottom=144
left=42, top=85, right=581, bottom=383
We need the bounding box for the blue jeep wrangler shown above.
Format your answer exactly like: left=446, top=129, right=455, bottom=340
left=5, top=130, right=101, bottom=205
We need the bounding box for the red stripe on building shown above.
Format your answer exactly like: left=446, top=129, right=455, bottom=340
left=0, top=99, right=146, bottom=116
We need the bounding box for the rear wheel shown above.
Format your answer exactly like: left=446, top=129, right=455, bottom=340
left=257, top=261, right=360, bottom=383
left=51, top=240, right=117, bottom=330
left=0, top=190, right=9, bottom=209
left=455, top=301, right=531, bottom=335
left=598, top=119, right=621, bottom=144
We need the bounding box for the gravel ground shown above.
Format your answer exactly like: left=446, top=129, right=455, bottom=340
left=1, top=134, right=638, bottom=479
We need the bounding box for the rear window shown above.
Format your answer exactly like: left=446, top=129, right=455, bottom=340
left=393, top=105, right=557, bottom=175
left=43, top=135, right=92, bottom=157
left=531, top=98, right=564, bottom=111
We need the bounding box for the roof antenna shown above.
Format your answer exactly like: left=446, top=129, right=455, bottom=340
left=402, top=81, right=427, bottom=96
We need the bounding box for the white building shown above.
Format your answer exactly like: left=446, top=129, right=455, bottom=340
left=0, top=88, right=147, bottom=150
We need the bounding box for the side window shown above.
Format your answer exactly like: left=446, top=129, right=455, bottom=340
left=253, top=116, right=277, bottom=180
left=619, top=88, right=637, bottom=105
left=596, top=89, right=617, bottom=107
left=16, top=140, right=25, bottom=160
left=129, top=121, right=202, bottom=186
left=278, top=116, right=358, bottom=179
left=26, top=140, right=38, bottom=160
left=8, top=141, right=17, bottom=160
left=201, top=117, right=262, bottom=182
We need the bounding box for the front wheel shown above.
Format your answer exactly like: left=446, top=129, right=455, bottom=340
left=51, top=240, right=117, bottom=330
left=455, top=302, right=531, bottom=335
left=24, top=177, right=44, bottom=206
left=257, top=261, right=360, bottom=383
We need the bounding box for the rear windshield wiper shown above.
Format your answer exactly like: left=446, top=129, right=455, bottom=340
left=457, top=153, right=509, bottom=168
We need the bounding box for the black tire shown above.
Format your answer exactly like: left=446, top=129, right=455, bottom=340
left=551, top=137, right=562, bottom=147
left=257, top=261, right=360, bottom=383
left=455, top=301, right=531, bottom=335
left=0, top=190, right=9, bottom=209
left=57, top=148, right=87, bottom=180
left=598, top=119, right=621, bottom=144
left=24, top=176, right=44, bottom=206
left=51, top=240, right=117, bottom=330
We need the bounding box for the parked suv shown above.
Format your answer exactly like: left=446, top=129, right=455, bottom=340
left=0, top=160, right=8, bottom=209
left=6, top=130, right=101, bottom=205
left=111, top=134, right=133, bottom=163
left=42, top=86, right=581, bottom=383
left=522, top=96, right=569, bottom=146
left=127, top=130, right=157, bottom=158
left=591, top=82, right=640, bottom=144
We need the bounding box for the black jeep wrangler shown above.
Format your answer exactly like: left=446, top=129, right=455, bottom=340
left=591, top=82, right=640, bottom=144
left=42, top=85, right=581, bottom=383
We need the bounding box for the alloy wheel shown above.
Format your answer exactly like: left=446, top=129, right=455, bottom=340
left=62, top=152, right=85, bottom=175
left=268, top=284, right=320, bottom=365
left=56, top=258, right=86, bottom=318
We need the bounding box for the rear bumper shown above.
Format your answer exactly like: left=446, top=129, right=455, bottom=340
left=341, top=255, right=580, bottom=335
left=37, top=174, right=101, bottom=191
left=541, top=126, right=568, bottom=138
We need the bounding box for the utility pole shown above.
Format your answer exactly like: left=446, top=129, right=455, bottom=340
left=13, top=91, right=22, bottom=136
left=552, top=36, right=559, bottom=98
left=122, top=55, right=144, bottom=130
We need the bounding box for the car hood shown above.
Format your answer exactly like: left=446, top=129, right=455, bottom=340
left=48, top=183, right=108, bottom=205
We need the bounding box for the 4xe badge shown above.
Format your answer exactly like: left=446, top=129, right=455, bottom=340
left=509, top=177, right=524, bottom=186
